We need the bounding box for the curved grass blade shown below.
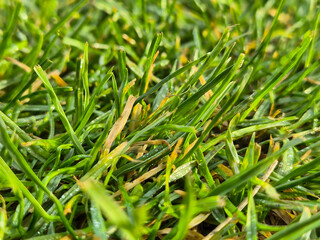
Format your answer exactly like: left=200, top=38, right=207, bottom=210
left=139, top=33, right=163, bottom=95
left=34, top=65, right=85, bottom=154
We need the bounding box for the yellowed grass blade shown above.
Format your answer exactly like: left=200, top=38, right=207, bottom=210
left=102, top=95, right=137, bottom=155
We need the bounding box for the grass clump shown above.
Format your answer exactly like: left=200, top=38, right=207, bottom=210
left=0, top=0, right=320, bottom=239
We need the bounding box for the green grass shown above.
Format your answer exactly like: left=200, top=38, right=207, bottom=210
left=0, top=0, right=320, bottom=239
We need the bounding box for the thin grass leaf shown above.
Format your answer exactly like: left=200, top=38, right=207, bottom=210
left=139, top=33, right=163, bottom=95
left=246, top=188, right=257, bottom=240
left=34, top=65, right=85, bottom=154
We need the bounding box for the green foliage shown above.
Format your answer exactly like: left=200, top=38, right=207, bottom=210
left=0, top=0, right=320, bottom=239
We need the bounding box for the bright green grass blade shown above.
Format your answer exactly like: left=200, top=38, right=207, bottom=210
left=225, top=129, right=240, bottom=174
left=117, top=50, right=128, bottom=114
left=0, top=117, right=78, bottom=238
left=1, top=0, right=320, bottom=239
left=75, top=68, right=113, bottom=136
left=305, top=8, right=320, bottom=67
left=246, top=188, right=257, bottom=240
left=135, top=53, right=208, bottom=105
left=240, top=33, right=312, bottom=121
left=139, top=33, right=163, bottom=95
left=180, top=53, right=245, bottom=162
left=81, top=42, right=90, bottom=108
left=176, top=29, right=230, bottom=94
left=34, top=65, right=85, bottom=154
left=0, top=156, right=57, bottom=221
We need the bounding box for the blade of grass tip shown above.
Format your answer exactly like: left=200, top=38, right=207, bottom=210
left=0, top=117, right=78, bottom=238
left=75, top=68, right=113, bottom=136
left=4, top=56, right=31, bottom=72
left=139, top=33, right=163, bottom=96
left=176, top=29, right=230, bottom=95
left=219, top=66, right=253, bottom=124
left=44, top=0, right=88, bottom=41
left=0, top=1, right=21, bottom=59
left=246, top=187, right=258, bottom=240
left=34, top=65, right=85, bottom=154
left=0, top=156, right=58, bottom=221
left=305, top=8, right=320, bottom=67
left=102, top=95, right=136, bottom=155
left=78, top=179, right=136, bottom=240
left=134, top=53, right=208, bottom=105
left=81, top=42, right=90, bottom=108
left=188, top=76, right=234, bottom=128
left=181, top=53, right=245, bottom=162
left=241, top=133, right=257, bottom=171
left=240, top=33, right=312, bottom=121
left=225, top=129, right=240, bottom=174
left=175, top=43, right=236, bottom=117
left=118, top=50, right=128, bottom=114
